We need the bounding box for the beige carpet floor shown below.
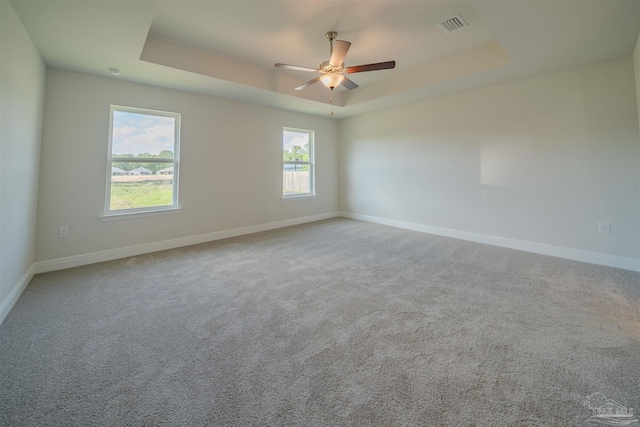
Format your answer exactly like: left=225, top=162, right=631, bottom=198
left=1, top=218, right=639, bottom=426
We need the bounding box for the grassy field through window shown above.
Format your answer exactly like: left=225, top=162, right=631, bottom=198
left=110, top=180, right=173, bottom=210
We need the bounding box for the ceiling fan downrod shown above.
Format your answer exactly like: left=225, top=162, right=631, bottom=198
left=326, top=32, right=339, bottom=116
left=326, top=31, right=337, bottom=57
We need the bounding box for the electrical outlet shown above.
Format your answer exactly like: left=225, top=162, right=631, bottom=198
left=269, top=205, right=274, bottom=213
left=59, top=226, right=69, bottom=238
left=598, top=222, right=611, bottom=234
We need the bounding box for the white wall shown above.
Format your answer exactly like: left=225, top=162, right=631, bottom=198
left=634, top=31, right=640, bottom=266
left=339, top=57, right=640, bottom=266
left=36, top=69, right=338, bottom=262
left=634, top=32, right=640, bottom=155
left=0, top=1, right=46, bottom=322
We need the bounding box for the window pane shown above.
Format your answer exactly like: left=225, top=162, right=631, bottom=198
left=282, top=127, right=313, bottom=197
left=283, top=130, right=309, bottom=162
left=112, top=110, right=175, bottom=159
left=110, top=162, right=174, bottom=210
left=107, top=105, right=180, bottom=214
left=283, top=165, right=310, bottom=195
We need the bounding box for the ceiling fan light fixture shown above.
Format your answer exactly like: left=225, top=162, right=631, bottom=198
left=320, top=73, right=344, bottom=89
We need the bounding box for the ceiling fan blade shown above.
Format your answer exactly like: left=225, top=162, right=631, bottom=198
left=345, top=60, right=396, bottom=74
left=275, top=63, right=319, bottom=72
left=340, top=76, right=359, bottom=90
left=295, top=76, right=321, bottom=90
left=330, top=40, right=351, bottom=67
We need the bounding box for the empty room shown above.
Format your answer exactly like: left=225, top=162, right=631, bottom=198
left=1, top=0, right=639, bottom=425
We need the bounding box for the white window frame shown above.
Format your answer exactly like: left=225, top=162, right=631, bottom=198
left=100, top=105, right=181, bottom=220
left=282, top=127, right=315, bottom=199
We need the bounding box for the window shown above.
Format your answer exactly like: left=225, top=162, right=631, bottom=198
left=283, top=128, right=314, bottom=198
left=104, top=106, right=180, bottom=216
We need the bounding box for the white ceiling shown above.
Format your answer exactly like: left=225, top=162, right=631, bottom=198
left=10, top=0, right=640, bottom=119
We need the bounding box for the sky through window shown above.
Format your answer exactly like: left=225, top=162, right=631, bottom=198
left=112, top=111, right=175, bottom=157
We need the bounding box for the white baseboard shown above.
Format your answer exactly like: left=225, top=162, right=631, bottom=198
left=34, top=212, right=340, bottom=274
left=339, top=211, right=640, bottom=272
left=5, top=210, right=633, bottom=327
left=0, top=264, right=35, bottom=325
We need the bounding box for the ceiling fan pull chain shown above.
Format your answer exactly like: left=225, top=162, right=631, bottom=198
left=330, top=88, right=334, bottom=116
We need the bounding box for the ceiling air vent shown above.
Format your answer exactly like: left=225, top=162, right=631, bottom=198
left=439, top=15, right=467, bottom=33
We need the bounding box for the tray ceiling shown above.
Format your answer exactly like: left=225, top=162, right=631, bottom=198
left=10, top=0, right=640, bottom=119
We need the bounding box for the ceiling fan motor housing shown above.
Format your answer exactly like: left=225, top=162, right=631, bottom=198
left=319, top=60, right=344, bottom=74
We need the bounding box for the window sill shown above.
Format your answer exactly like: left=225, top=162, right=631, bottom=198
left=99, top=207, right=181, bottom=221
left=281, top=194, right=317, bottom=201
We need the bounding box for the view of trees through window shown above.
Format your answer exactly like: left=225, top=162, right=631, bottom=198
left=112, top=150, right=174, bottom=173
left=283, top=129, right=313, bottom=195
left=282, top=143, right=309, bottom=170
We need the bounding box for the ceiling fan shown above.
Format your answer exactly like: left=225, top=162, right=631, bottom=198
left=274, top=31, right=396, bottom=92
